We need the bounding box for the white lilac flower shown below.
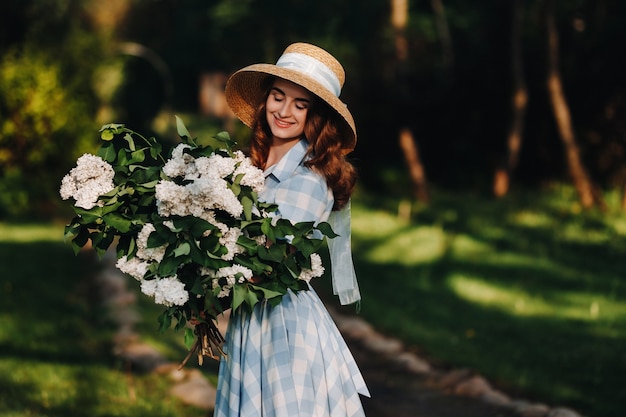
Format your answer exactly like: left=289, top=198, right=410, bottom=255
left=298, top=253, right=325, bottom=283
left=188, top=177, right=243, bottom=218
left=195, top=154, right=237, bottom=179
left=116, top=255, right=150, bottom=281
left=206, top=264, right=254, bottom=298
left=199, top=266, right=216, bottom=277
left=213, top=264, right=253, bottom=281
left=252, top=235, right=267, bottom=246
left=141, top=276, right=189, bottom=307
left=216, top=286, right=231, bottom=299
left=136, top=223, right=167, bottom=262
left=162, top=144, right=196, bottom=178
left=155, top=180, right=192, bottom=217
left=140, top=278, right=158, bottom=297
left=154, top=276, right=189, bottom=307
left=233, top=153, right=265, bottom=193
left=60, top=153, right=115, bottom=209
left=220, top=227, right=243, bottom=261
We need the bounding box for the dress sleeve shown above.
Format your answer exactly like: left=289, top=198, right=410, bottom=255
left=273, top=171, right=331, bottom=224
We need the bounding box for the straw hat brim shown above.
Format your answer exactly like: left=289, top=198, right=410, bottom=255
left=225, top=63, right=357, bottom=153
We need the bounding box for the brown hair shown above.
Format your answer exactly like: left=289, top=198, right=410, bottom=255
left=248, top=82, right=357, bottom=211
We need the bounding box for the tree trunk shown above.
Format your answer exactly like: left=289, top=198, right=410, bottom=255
left=391, top=0, right=429, bottom=203
left=494, top=0, right=528, bottom=197
left=399, top=128, right=429, bottom=202
left=430, top=0, right=454, bottom=73
left=545, top=0, right=599, bottom=209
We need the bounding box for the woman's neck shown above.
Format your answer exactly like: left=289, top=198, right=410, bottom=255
left=265, top=137, right=302, bottom=169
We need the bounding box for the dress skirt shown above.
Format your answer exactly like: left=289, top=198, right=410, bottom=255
left=214, top=287, right=370, bottom=417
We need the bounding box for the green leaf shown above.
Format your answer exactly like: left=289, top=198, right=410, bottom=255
left=103, top=213, right=132, bottom=233
left=117, top=148, right=130, bottom=166
left=150, top=142, right=163, bottom=160
left=236, top=235, right=259, bottom=253
left=147, top=230, right=168, bottom=248
left=157, top=256, right=180, bottom=277
left=230, top=182, right=241, bottom=196
left=175, top=115, right=192, bottom=141
left=158, top=311, right=172, bottom=331
left=261, top=219, right=276, bottom=242
left=100, top=129, right=114, bottom=141
left=117, top=235, right=136, bottom=258
left=232, top=285, right=247, bottom=311
left=69, top=227, right=90, bottom=255
left=258, top=244, right=285, bottom=262
left=241, top=195, right=253, bottom=221
left=123, top=133, right=136, bottom=151
left=215, top=131, right=231, bottom=142
left=184, top=328, right=196, bottom=350
left=316, top=221, right=339, bottom=238
left=249, top=284, right=283, bottom=300
left=174, top=242, right=191, bottom=257
left=97, top=142, right=117, bottom=162
left=74, top=206, right=103, bottom=224
left=129, top=149, right=146, bottom=164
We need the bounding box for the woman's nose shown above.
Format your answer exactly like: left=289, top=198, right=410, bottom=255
left=277, top=101, right=291, bottom=117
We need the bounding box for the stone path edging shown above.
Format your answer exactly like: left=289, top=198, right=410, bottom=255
left=92, top=250, right=587, bottom=417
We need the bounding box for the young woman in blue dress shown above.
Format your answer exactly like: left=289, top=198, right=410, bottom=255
left=214, top=42, right=370, bottom=417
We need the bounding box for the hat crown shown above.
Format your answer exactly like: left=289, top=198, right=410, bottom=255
left=276, top=43, right=345, bottom=97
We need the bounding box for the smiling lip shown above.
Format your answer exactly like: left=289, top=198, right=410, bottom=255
left=273, top=116, right=292, bottom=128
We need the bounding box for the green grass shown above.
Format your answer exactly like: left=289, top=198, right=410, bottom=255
left=327, top=185, right=625, bottom=417
left=2, top=184, right=625, bottom=417
left=0, top=223, right=211, bottom=417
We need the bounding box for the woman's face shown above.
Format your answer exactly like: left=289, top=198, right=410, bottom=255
left=265, top=78, right=311, bottom=143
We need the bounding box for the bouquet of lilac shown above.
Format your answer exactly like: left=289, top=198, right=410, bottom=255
left=61, top=116, right=336, bottom=365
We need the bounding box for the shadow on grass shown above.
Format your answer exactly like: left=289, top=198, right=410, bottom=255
left=334, top=189, right=626, bottom=417
left=0, top=241, right=115, bottom=358
left=0, top=240, right=126, bottom=415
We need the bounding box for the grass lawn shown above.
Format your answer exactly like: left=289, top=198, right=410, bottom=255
left=0, top=223, right=209, bottom=417
left=324, top=185, right=625, bottom=417
left=1, top=184, right=624, bottom=417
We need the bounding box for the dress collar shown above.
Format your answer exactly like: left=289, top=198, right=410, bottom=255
left=264, top=138, right=309, bottom=182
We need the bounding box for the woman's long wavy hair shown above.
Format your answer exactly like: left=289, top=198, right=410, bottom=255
left=248, top=79, right=357, bottom=211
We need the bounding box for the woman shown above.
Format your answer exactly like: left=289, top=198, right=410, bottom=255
left=215, top=42, right=369, bottom=417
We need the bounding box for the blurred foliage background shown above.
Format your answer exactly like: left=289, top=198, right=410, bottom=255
left=2, top=0, right=626, bottom=218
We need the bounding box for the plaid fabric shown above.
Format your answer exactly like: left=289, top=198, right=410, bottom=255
left=261, top=139, right=334, bottom=223
left=215, top=289, right=370, bottom=417
left=214, top=139, right=369, bottom=416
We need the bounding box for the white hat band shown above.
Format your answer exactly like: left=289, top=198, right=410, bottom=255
left=276, top=52, right=342, bottom=97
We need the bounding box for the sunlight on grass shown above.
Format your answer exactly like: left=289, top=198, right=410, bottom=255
left=448, top=273, right=548, bottom=316
left=0, top=223, right=65, bottom=242
left=447, top=233, right=492, bottom=257
left=352, top=207, right=447, bottom=265
left=0, top=360, right=192, bottom=416
left=363, top=226, right=446, bottom=265
left=448, top=274, right=626, bottom=322
left=351, top=206, right=403, bottom=238
left=509, top=210, right=554, bottom=228
left=610, top=217, right=626, bottom=236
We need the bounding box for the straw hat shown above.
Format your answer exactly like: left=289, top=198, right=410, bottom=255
left=225, top=42, right=356, bottom=153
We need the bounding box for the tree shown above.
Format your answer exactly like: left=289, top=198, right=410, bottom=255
left=493, top=0, right=528, bottom=197
left=392, top=0, right=429, bottom=203
left=545, top=0, right=602, bottom=209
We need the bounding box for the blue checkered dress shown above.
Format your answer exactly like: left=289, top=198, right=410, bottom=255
left=214, top=139, right=370, bottom=417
